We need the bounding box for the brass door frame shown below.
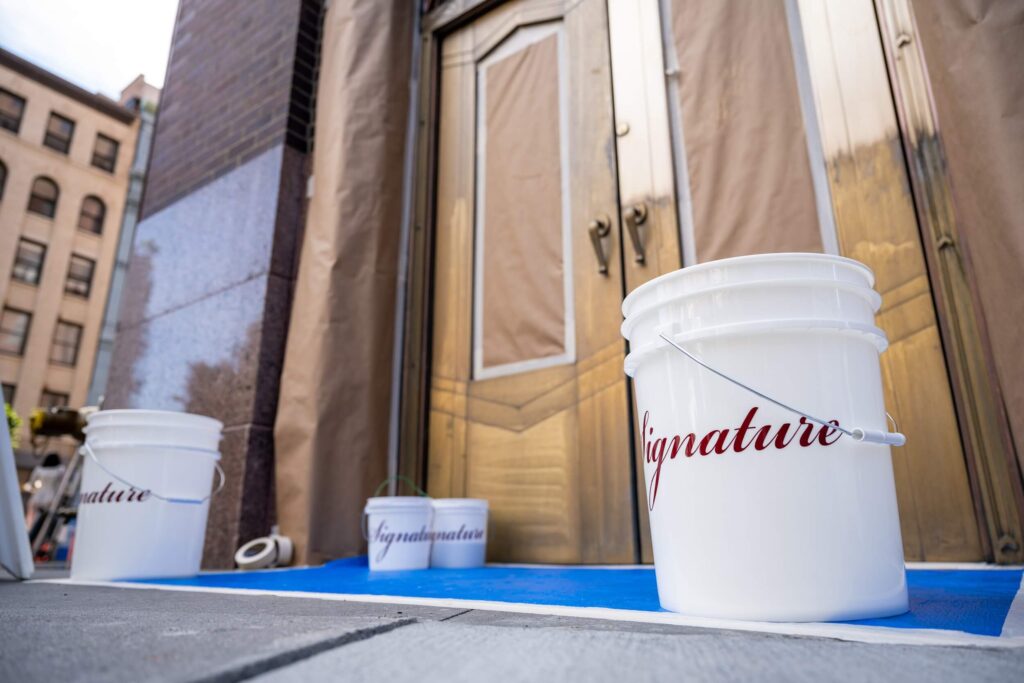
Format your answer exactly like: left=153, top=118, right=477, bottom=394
left=873, top=0, right=1024, bottom=563
left=397, top=0, right=471, bottom=488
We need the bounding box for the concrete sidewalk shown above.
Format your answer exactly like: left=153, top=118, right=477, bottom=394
left=2, top=575, right=1022, bottom=682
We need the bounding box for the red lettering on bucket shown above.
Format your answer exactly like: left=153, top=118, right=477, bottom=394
left=79, top=482, right=152, bottom=504
left=643, top=407, right=844, bottom=510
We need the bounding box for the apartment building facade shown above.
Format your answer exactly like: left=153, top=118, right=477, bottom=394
left=0, top=48, right=143, bottom=450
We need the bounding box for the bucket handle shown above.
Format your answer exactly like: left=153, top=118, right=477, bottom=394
left=373, top=474, right=428, bottom=498
left=658, top=333, right=906, bottom=447
left=81, top=442, right=226, bottom=505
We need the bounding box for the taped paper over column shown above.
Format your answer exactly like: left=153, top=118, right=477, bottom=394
left=667, top=0, right=823, bottom=261
left=910, top=0, right=1024, bottom=468
left=274, top=0, right=415, bottom=564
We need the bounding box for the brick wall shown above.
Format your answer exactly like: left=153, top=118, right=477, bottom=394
left=141, top=0, right=321, bottom=218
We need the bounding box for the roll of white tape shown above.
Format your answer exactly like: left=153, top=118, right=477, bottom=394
left=234, top=530, right=293, bottom=570
left=235, top=537, right=277, bottom=570
left=274, top=534, right=294, bottom=566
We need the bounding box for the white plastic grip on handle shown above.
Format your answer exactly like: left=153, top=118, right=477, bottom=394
left=850, top=428, right=907, bottom=447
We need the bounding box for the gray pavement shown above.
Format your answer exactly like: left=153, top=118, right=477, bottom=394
left=2, top=574, right=1023, bottom=682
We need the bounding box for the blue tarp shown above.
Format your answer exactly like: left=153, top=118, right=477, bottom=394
left=132, top=558, right=1022, bottom=637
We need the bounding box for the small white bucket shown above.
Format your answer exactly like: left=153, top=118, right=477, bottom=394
left=71, top=410, right=224, bottom=581
left=363, top=497, right=433, bottom=571
left=430, top=499, right=488, bottom=568
left=622, top=253, right=908, bottom=622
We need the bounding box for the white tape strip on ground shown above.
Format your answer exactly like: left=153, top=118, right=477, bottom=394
left=1001, top=573, right=1024, bottom=639
left=32, top=577, right=1024, bottom=649
left=905, top=562, right=1024, bottom=570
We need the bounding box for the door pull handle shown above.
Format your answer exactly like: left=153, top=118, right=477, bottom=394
left=624, top=203, right=648, bottom=264
left=588, top=216, right=612, bottom=275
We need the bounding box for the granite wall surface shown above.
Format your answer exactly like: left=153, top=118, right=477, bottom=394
left=101, top=0, right=320, bottom=568
left=106, top=144, right=306, bottom=567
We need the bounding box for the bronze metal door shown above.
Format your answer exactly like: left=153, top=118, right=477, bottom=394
left=794, top=0, right=985, bottom=561
left=426, top=0, right=637, bottom=563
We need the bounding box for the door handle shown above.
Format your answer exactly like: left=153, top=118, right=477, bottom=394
left=623, top=203, right=648, bottom=264
left=588, top=216, right=612, bottom=275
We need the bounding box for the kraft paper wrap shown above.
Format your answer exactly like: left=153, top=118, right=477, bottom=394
left=481, top=34, right=566, bottom=369
left=910, top=0, right=1024, bottom=471
left=668, top=0, right=823, bottom=261
left=273, top=0, right=415, bottom=564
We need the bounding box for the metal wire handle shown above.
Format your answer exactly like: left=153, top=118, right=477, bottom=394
left=373, top=474, right=428, bottom=498
left=657, top=333, right=906, bottom=447
left=82, top=442, right=226, bottom=505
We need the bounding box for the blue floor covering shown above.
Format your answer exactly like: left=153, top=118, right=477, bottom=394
left=131, top=558, right=1022, bottom=637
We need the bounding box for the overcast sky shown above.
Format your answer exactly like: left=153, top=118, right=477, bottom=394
left=0, top=0, right=178, bottom=101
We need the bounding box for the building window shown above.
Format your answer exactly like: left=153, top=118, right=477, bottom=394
left=0, top=308, right=31, bottom=355
left=65, top=255, right=95, bottom=298
left=50, top=320, right=82, bottom=366
left=0, top=160, right=6, bottom=200
left=39, top=389, right=68, bottom=410
left=27, top=176, right=59, bottom=218
left=0, top=89, right=25, bottom=133
left=77, top=195, right=105, bottom=234
left=12, top=238, right=46, bottom=286
left=43, top=112, right=75, bottom=154
left=91, top=134, right=119, bottom=172
left=2, top=383, right=14, bottom=405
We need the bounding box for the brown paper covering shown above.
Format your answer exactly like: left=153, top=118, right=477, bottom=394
left=669, top=0, right=823, bottom=261
left=910, top=0, right=1024, bottom=467
left=273, top=0, right=415, bottom=564
left=481, top=34, right=566, bottom=370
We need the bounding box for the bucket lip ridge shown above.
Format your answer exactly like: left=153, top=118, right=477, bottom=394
left=432, top=498, right=489, bottom=510
left=83, top=441, right=223, bottom=460
left=619, top=278, right=882, bottom=341
left=623, top=319, right=888, bottom=377
left=622, top=253, right=875, bottom=318
left=86, top=409, right=224, bottom=432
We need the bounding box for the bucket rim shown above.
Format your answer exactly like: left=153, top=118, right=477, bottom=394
left=624, top=319, right=888, bottom=377
left=82, top=441, right=222, bottom=460
left=620, top=278, right=882, bottom=341
left=622, top=253, right=875, bottom=318
left=365, top=496, right=433, bottom=511
left=85, top=409, right=224, bottom=432
left=432, top=498, right=489, bottom=511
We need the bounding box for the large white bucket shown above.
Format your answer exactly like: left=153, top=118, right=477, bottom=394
left=70, top=410, right=223, bottom=580
left=363, top=497, right=433, bottom=571
left=430, top=499, right=488, bottom=569
left=622, top=253, right=908, bottom=622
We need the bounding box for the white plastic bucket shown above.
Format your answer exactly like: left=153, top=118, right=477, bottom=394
left=363, top=497, right=433, bottom=571
left=430, top=499, right=488, bottom=568
left=71, top=410, right=224, bottom=581
left=622, top=253, right=908, bottom=622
